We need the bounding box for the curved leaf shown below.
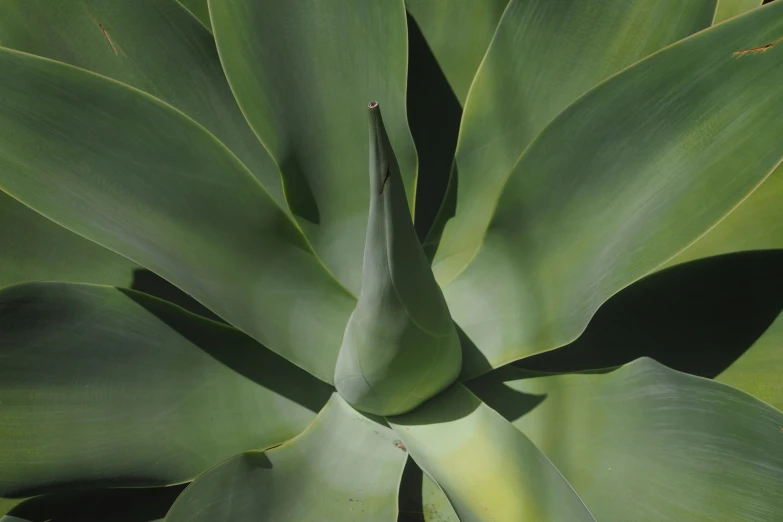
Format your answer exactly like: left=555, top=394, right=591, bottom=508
left=0, top=191, right=137, bottom=289
left=0, top=0, right=284, bottom=205
left=718, top=310, right=783, bottom=411
left=714, top=0, right=763, bottom=23
left=405, top=0, right=509, bottom=105
left=661, top=161, right=783, bottom=269
left=0, top=282, right=332, bottom=497
left=444, top=2, right=783, bottom=377
left=429, top=0, right=715, bottom=280
left=209, top=0, right=417, bottom=294
left=165, top=394, right=407, bottom=521
left=469, top=358, right=783, bottom=521
left=334, top=104, right=461, bottom=416
left=388, top=385, right=596, bottom=522
left=0, top=47, right=355, bottom=382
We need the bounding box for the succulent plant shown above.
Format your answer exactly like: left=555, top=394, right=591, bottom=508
left=1, top=0, right=782, bottom=521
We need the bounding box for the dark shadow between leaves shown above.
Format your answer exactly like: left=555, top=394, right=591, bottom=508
left=391, top=384, right=481, bottom=426
left=130, top=269, right=223, bottom=323
left=119, top=289, right=333, bottom=413
left=456, top=322, right=493, bottom=380
left=517, top=250, right=783, bottom=377
left=406, top=12, right=462, bottom=242
left=8, top=484, right=186, bottom=522
left=397, top=457, right=425, bottom=522
left=280, top=154, right=320, bottom=225
left=466, top=369, right=549, bottom=424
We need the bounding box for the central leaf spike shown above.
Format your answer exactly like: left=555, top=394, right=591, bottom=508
left=334, top=102, right=462, bottom=416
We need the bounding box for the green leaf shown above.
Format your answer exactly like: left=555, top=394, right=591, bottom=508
left=209, top=0, right=417, bottom=294
left=718, top=310, right=783, bottom=411
left=442, top=2, right=783, bottom=377
left=388, top=385, right=596, bottom=522
left=405, top=0, right=509, bottom=105
left=0, top=282, right=332, bottom=497
left=0, top=0, right=284, bottom=206
left=0, top=47, right=355, bottom=382
left=1, top=486, right=185, bottom=522
left=165, top=394, right=407, bottom=521
left=176, top=0, right=211, bottom=30
left=334, top=104, right=461, bottom=416
left=469, top=358, right=783, bottom=521
left=714, top=0, right=763, bottom=23
left=428, top=0, right=715, bottom=281
left=661, top=161, right=783, bottom=270
left=0, top=191, right=137, bottom=289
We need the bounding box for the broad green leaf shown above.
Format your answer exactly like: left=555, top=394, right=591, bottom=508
left=718, top=311, right=783, bottom=411
left=0, top=47, right=355, bottom=382
left=1, top=486, right=185, bottom=522
left=0, top=0, right=284, bottom=206
left=714, top=0, right=763, bottom=23
left=397, top=458, right=459, bottom=522
left=428, top=0, right=715, bottom=281
left=405, top=0, right=509, bottom=105
left=661, top=161, right=783, bottom=270
left=443, top=3, right=783, bottom=377
left=176, top=0, right=211, bottom=29
left=469, top=358, right=783, bottom=521
left=0, top=191, right=137, bottom=289
left=388, top=385, right=596, bottom=522
left=209, top=0, right=417, bottom=294
left=165, top=394, right=407, bottom=521
left=334, top=105, right=461, bottom=416
left=0, top=282, right=332, bottom=497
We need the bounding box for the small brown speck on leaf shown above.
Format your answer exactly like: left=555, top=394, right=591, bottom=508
left=393, top=440, right=407, bottom=452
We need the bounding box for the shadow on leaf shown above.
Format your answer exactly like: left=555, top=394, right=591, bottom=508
left=517, top=250, right=783, bottom=377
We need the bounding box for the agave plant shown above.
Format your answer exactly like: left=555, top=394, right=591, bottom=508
left=1, top=0, right=783, bottom=520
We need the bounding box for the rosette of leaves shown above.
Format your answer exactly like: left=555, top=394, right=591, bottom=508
left=1, top=0, right=782, bottom=521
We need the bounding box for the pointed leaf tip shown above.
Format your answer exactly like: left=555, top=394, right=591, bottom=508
left=334, top=104, right=462, bottom=416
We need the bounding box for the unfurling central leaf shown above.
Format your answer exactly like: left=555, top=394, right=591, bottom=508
left=334, top=103, right=462, bottom=416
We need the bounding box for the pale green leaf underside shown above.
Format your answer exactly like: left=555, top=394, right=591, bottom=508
left=388, top=385, right=596, bottom=522
left=718, top=310, right=783, bottom=411
left=0, top=47, right=355, bottom=383
left=0, top=282, right=331, bottom=497
left=165, top=394, right=407, bottom=521
left=0, top=0, right=285, bottom=206
left=469, top=358, right=783, bottom=521
left=444, top=2, right=783, bottom=377
left=714, top=0, right=763, bottom=23
left=429, top=0, right=715, bottom=281
left=405, top=0, right=509, bottom=105
left=209, top=0, right=417, bottom=294
left=0, top=191, right=138, bottom=290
